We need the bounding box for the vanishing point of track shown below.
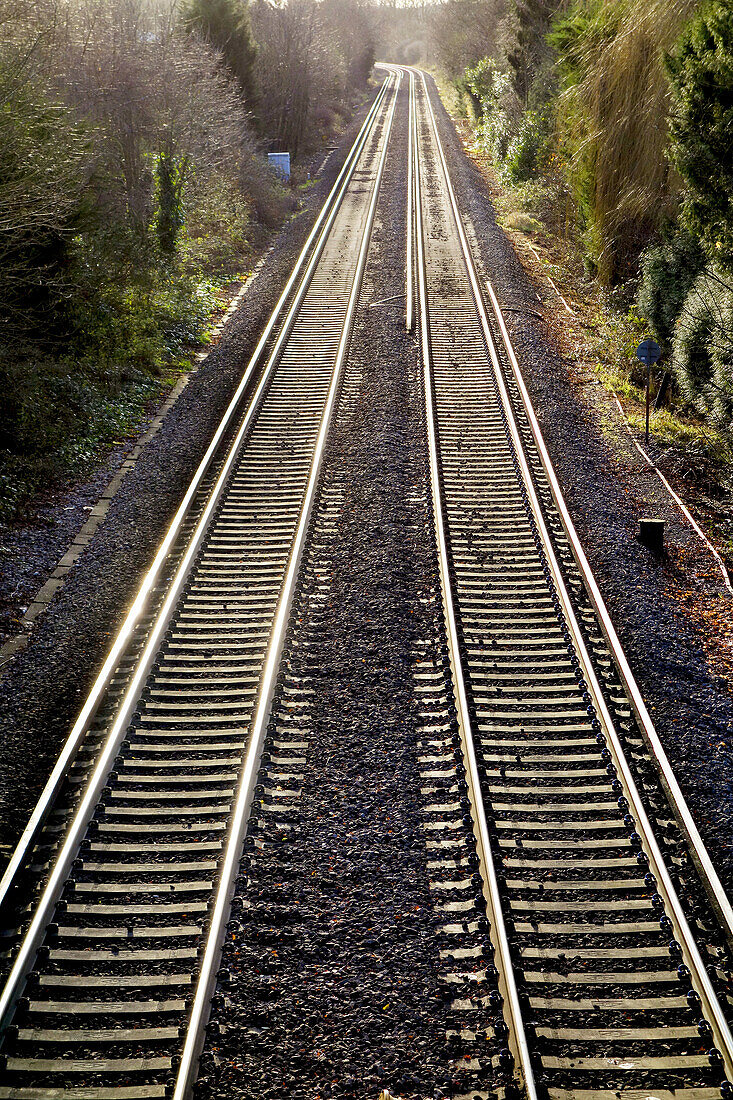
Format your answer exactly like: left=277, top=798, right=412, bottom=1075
left=1, top=64, right=733, bottom=1100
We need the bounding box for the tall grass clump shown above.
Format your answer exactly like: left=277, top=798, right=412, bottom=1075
left=551, top=0, right=698, bottom=283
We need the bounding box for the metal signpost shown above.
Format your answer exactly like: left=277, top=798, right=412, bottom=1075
left=636, top=337, right=662, bottom=443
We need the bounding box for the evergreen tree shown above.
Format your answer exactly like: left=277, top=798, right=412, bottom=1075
left=667, top=0, right=733, bottom=273
left=183, top=0, right=258, bottom=107
left=637, top=227, right=706, bottom=351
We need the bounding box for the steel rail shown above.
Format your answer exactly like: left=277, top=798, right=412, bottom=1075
left=0, top=73, right=394, bottom=1038
left=0, top=75, right=391, bottom=926
left=416, top=65, right=733, bottom=1084
left=171, top=69, right=400, bottom=1100
left=410, top=67, right=538, bottom=1100
left=484, top=281, right=733, bottom=954
left=405, top=70, right=415, bottom=332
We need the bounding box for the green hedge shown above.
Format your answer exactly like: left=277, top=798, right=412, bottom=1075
left=672, top=267, right=733, bottom=427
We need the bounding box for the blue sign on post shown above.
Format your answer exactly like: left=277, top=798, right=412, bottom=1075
left=636, top=337, right=662, bottom=442
left=635, top=338, right=661, bottom=367
left=268, top=152, right=291, bottom=181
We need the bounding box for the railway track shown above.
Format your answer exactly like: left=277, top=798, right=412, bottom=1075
left=407, top=65, right=733, bottom=1100
left=0, top=70, right=399, bottom=1100
left=1, top=61, right=733, bottom=1100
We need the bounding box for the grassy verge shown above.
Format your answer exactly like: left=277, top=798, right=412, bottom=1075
left=0, top=270, right=240, bottom=525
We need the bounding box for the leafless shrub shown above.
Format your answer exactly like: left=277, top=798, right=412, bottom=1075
left=430, top=0, right=508, bottom=79
left=251, top=0, right=374, bottom=157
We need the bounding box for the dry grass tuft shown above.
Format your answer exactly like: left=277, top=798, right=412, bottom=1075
left=561, top=0, right=698, bottom=282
